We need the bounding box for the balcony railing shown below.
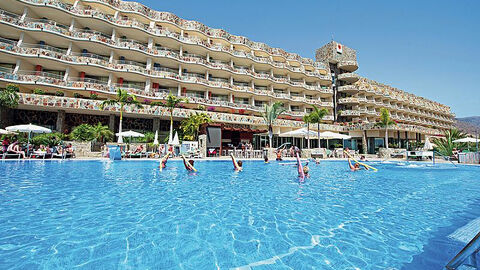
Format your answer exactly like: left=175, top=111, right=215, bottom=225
left=12, top=1, right=331, bottom=78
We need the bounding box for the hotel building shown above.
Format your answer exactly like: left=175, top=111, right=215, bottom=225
left=0, top=0, right=455, bottom=154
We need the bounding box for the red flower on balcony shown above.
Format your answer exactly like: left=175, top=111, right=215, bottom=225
left=239, top=109, right=245, bottom=114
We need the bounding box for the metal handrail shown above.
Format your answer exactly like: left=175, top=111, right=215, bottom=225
left=446, top=230, right=480, bottom=269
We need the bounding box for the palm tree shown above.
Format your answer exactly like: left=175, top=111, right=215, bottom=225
left=159, top=93, right=188, bottom=141
left=91, top=122, right=113, bottom=143
left=100, top=89, right=143, bottom=143
left=261, top=102, right=286, bottom=147
left=0, top=84, right=20, bottom=127
left=303, top=113, right=314, bottom=149
left=310, top=106, right=329, bottom=149
left=376, top=108, right=396, bottom=149
left=432, top=128, right=467, bottom=156
left=180, top=112, right=212, bottom=141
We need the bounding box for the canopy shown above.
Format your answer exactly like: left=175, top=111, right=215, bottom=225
left=318, top=131, right=351, bottom=140
left=453, top=138, right=479, bottom=143
left=0, top=128, right=16, bottom=135
left=153, top=130, right=159, bottom=145
left=279, top=128, right=317, bottom=138
left=423, top=137, right=434, bottom=150
left=171, top=131, right=180, bottom=145
left=6, top=124, right=51, bottom=134
left=116, top=130, right=145, bottom=138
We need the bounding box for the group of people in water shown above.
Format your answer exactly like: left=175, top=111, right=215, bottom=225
left=159, top=146, right=371, bottom=178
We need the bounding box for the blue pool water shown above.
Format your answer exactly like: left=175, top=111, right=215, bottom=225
left=0, top=160, right=479, bottom=269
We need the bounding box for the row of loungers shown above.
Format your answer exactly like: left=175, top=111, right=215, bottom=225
left=0, top=151, right=75, bottom=159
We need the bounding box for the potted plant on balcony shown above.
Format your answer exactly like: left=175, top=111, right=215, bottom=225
left=89, top=91, right=98, bottom=100
left=100, top=89, right=143, bottom=143
left=55, top=91, right=64, bottom=97
left=33, top=88, right=45, bottom=95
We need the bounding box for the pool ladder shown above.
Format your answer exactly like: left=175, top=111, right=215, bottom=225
left=446, top=230, right=480, bottom=269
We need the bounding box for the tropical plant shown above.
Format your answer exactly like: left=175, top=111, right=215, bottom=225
left=303, top=113, right=314, bottom=149
left=33, top=88, right=45, bottom=95
left=262, top=102, right=286, bottom=147
left=31, top=132, right=66, bottom=146
left=100, top=89, right=143, bottom=142
left=376, top=108, right=396, bottom=149
left=161, top=93, right=188, bottom=141
left=310, top=105, right=329, bottom=149
left=180, top=112, right=212, bottom=141
left=432, top=128, right=467, bottom=156
left=0, top=84, right=20, bottom=109
left=70, top=124, right=95, bottom=141
left=91, top=122, right=113, bottom=143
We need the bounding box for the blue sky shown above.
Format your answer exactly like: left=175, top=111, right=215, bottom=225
left=139, top=0, right=479, bottom=117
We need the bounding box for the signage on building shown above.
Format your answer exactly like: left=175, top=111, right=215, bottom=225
left=336, top=43, right=343, bottom=54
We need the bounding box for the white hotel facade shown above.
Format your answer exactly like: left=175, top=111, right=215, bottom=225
left=0, top=0, right=456, bottom=154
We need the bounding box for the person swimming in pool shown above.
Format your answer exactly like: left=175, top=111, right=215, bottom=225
left=303, top=161, right=310, bottom=178
left=264, top=155, right=269, bottom=163
left=348, top=158, right=367, bottom=171
left=181, top=155, right=196, bottom=172
left=230, top=153, right=243, bottom=171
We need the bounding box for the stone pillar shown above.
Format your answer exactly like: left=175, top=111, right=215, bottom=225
left=198, top=134, right=207, bottom=158
left=153, top=118, right=160, bottom=132
left=109, top=114, right=116, bottom=132
left=56, top=110, right=66, bottom=133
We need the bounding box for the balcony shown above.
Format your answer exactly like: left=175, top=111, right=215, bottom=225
left=337, top=60, right=358, bottom=72
left=337, top=72, right=359, bottom=83
left=340, top=110, right=361, bottom=116
left=11, top=0, right=330, bottom=78
left=338, top=97, right=359, bottom=104
left=337, top=85, right=359, bottom=93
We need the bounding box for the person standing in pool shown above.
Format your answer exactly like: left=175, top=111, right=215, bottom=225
left=230, top=153, right=243, bottom=171
left=181, top=155, right=197, bottom=172
left=348, top=158, right=367, bottom=171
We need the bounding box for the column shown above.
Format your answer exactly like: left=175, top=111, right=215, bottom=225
left=109, top=114, right=116, bottom=132
left=69, top=18, right=75, bottom=32
left=107, top=73, right=113, bottom=86
left=153, top=118, right=160, bottom=132
left=17, top=32, right=24, bottom=47
left=13, top=60, right=21, bottom=74
left=205, top=70, right=209, bottom=80
left=66, top=42, right=73, bottom=55
left=251, top=64, right=255, bottom=73
left=177, top=85, right=182, bottom=96
left=111, top=29, right=116, bottom=41
left=114, top=11, right=119, bottom=20
left=179, top=45, right=183, bottom=57
left=206, top=52, right=210, bottom=62
left=178, top=65, right=182, bottom=76
left=230, top=59, right=234, bottom=68
left=56, top=110, right=66, bottom=133
left=229, top=93, right=233, bottom=103
left=63, top=67, right=70, bottom=82
left=362, top=130, right=368, bottom=154
left=109, top=51, right=114, bottom=63
left=146, top=58, right=152, bottom=70
left=145, top=79, right=151, bottom=93
left=250, top=96, right=255, bottom=106
left=251, top=81, right=255, bottom=89
left=229, top=76, right=233, bottom=86
left=148, top=37, right=153, bottom=49
left=205, top=90, right=210, bottom=100
left=73, top=0, right=80, bottom=8
left=20, top=7, right=28, bottom=22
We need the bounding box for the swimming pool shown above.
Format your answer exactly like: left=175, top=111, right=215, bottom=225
left=0, top=160, right=479, bottom=269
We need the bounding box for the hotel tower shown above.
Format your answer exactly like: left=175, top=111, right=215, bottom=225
left=0, top=0, right=455, bottom=154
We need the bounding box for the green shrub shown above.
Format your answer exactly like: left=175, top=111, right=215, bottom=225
left=31, top=132, right=66, bottom=146
left=70, top=124, right=95, bottom=141
left=33, top=88, right=45, bottom=95
left=55, top=91, right=64, bottom=96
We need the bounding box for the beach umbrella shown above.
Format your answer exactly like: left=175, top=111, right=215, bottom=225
left=423, top=137, right=434, bottom=150
left=116, top=130, right=145, bottom=138
left=153, top=130, right=159, bottom=145
left=6, top=124, right=52, bottom=155
left=453, top=138, right=479, bottom=143
left=172, top=131, right=180, bottom=145
left=318, top=131, right=351, bottom=149
left=279, top=128, right=318, bottom=138
left=167, top=130, right=174, bottom=145
left=0, top=128, right=17, bottom=135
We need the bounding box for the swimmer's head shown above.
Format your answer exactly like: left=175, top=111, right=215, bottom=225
left=354, top=163, right=360, bottom=168
left=264, top=156, right=268, bottom=162
left=238, top=160, right=243, bottom=167
left=189, top=160, right=194, bottom=166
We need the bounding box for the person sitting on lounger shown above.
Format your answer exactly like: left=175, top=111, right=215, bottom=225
left=181, top=155, right=196, bottom=172
left=230, top=153, right=243, bottom=171
left=133, top=145, right=144, bottom=154
left=2, top=138, right=9, bottom=153
left=7, top=141, right=25, bottom=159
